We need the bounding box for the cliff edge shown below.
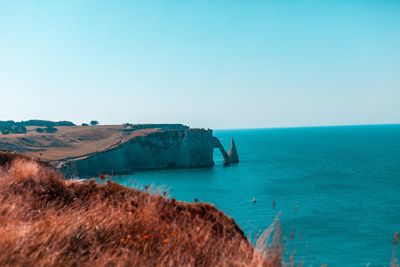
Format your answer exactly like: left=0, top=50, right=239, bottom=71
left=58, top=128, right=217, bottom=177
left=0, top=153, right=281, bottom=267
left=0, top=124, right=238, bottom=178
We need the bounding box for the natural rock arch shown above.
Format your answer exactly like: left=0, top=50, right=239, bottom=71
left=213, top=137, right=239, bottom=166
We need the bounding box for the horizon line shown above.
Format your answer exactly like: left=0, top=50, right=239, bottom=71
left=213, top=122, right=400, bottom=131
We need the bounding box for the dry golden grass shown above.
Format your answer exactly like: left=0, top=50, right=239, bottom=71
left=0, top=152, right=282, bottom=267
left=0, top=125, right=160, bottom=161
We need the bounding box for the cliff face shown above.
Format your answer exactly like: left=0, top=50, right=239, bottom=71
left=58, top=128, right=216, bottom=177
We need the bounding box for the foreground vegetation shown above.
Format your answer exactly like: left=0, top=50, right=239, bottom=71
left=0, top=152, right=282, bottom=266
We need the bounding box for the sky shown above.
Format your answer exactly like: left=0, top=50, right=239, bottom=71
left=0, top=1, right=399, bottom=129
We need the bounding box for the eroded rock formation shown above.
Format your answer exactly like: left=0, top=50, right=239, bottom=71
left=57, top=128, right=238, bottom=177
left=228, top=138, right=239, bottom=163
left=1, top=124, right=239, bottom=178
left=213, top=137, right=230, bottom=166
left=213, top=137, right=240, bottom=166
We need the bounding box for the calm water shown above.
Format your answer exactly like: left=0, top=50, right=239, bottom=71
left=111, top=125, right=400, bottom=266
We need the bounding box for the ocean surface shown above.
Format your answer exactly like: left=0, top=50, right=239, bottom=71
left=111, top=125, right=400, bottom=266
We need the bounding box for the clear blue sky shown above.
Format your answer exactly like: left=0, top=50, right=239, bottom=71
left=0, top=1, right=399, bottom=129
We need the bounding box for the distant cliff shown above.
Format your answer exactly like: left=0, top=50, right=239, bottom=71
left=0, top=123, right=238, bottom=178
left=58, top=128, right=233, bottom=177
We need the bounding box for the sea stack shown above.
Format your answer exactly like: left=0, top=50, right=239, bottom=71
left=228, top=138, right=239, bottom=163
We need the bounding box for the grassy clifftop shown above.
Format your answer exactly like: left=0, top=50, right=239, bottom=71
left=0, top=152, right=282, bottom=267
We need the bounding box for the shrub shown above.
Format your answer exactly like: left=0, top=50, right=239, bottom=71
left=20, top=120, right=75, bottom=127
left=1, top=129, right=10, bottom=135
left=123, top=123, right=135, bottom=130
left=35, top=126, right=57, bottom=133
left=44, top=126, right=57, bottom=133
left=0, top=124, right=27, bottom=135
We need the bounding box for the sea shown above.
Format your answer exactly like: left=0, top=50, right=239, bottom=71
left=111, top=124, right=400, bottom=266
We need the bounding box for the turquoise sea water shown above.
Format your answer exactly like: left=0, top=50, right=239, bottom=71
left=112, top=125, right=400, bottom=266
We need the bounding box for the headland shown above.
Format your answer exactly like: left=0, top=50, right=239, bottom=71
left=0, top=121, right=238, bottom=177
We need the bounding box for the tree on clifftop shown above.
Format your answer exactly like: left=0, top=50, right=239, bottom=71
left=90, top=121, right=99, bottom=126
